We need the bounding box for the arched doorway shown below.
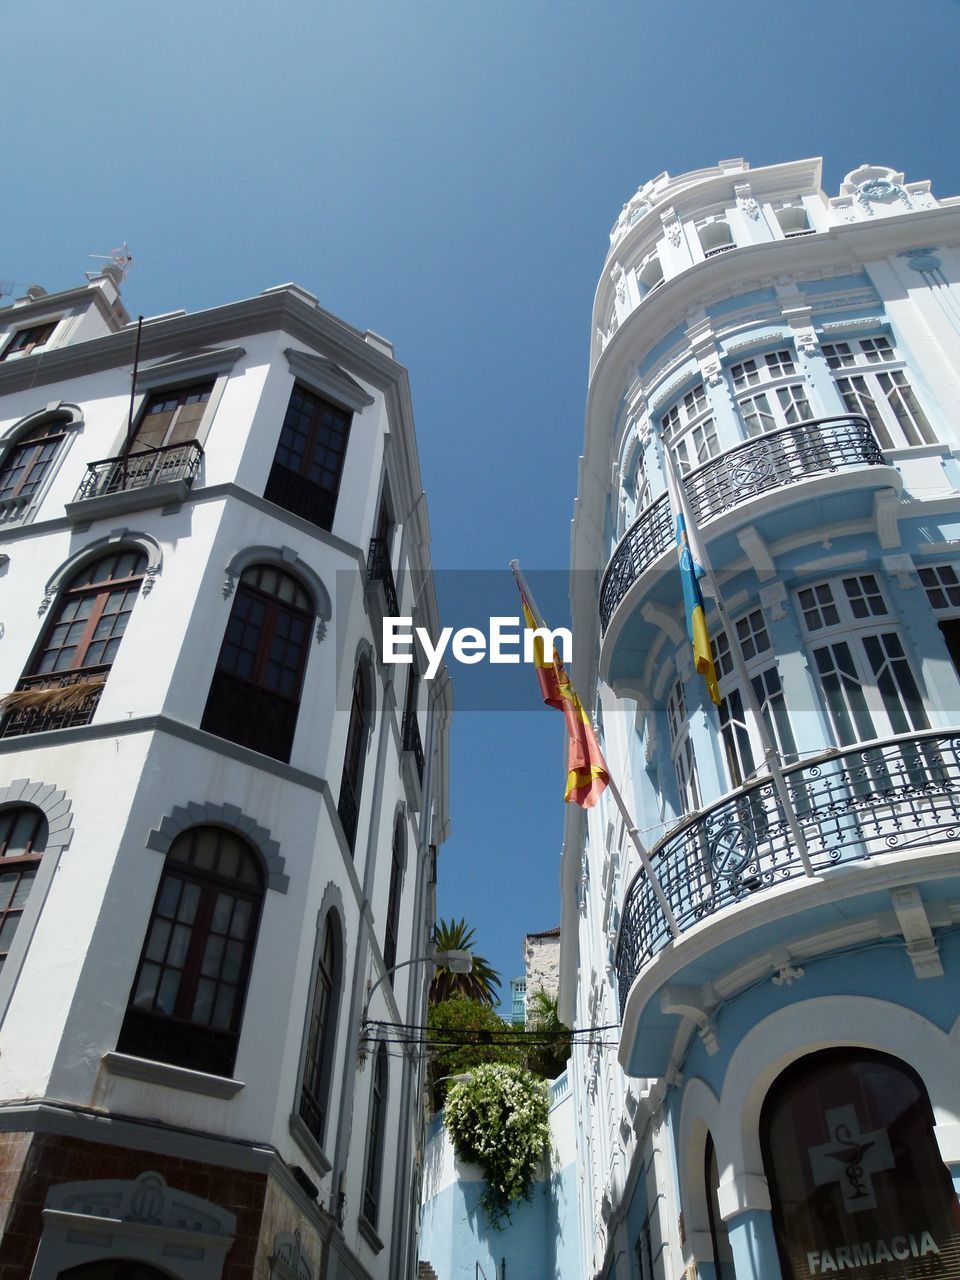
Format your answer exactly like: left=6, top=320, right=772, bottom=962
left=59, top=1264, right=175, bottom=1280
left=761, top=1049, right=960, bottom=1279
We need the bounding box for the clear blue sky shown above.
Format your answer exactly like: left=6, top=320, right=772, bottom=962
left=6, top=0, right=960, bottom=998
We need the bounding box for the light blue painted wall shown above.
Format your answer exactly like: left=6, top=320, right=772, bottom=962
left=419, top=1161, right=580, bottom=1280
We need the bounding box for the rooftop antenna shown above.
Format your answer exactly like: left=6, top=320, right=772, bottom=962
left=85, top=243, right=133, bottom=283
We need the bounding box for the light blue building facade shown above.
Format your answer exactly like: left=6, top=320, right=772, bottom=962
left=560, top=158, right=960, bottom=1280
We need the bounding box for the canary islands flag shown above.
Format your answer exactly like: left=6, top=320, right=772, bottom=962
left=663, top=452, right=721, bottom=707
left=520, top=594, right=609, bottom=808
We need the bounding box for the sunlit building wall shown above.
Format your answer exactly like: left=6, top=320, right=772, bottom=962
left=561, top=158, right=960, bottom=1280
left=0, top=271, right=452, bottom=1279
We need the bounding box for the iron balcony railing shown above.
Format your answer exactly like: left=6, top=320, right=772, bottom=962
left=367, top=535, right=400, bottom=618
left=599, top=415, right=884, bottom=634
left=74, top=440, right=203, bottom=501
left=402, top=710, right=425, bottom=782
left=614, top=729, right=960, bottom=1015
left=0, top=667, right=109, bottom=738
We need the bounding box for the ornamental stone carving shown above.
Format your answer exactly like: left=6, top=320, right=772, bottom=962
left=735, top=181, right=760, bottom=221
left=661, top=208, right=683, bottom=248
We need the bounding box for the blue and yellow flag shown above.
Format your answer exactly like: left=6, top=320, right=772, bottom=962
left=663, top=452, right=721, bottom=706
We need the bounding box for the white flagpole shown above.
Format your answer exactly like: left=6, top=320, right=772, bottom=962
left=661, top=455, right=816, bottom=879
left=510, top=559, right=681, bottom=940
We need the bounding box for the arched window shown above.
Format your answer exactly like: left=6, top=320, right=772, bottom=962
left=761, top=1049, right=960, bottom=1280
left=0, top=549, right=146, bottom=738
left=298, top=910, right=342, bottom=1149
left=383, top=816, right=405, bottom=977
left=704, top=1134, right=735, bottom=1280
left=201, top=563, right=312, bottom=763
left=362, top=1042, right=389, bottom=1229
left=117, top=826, right=264, bottom=1078
left=0, top=806, right=47, bottom=972
left=0, top=414, right=70, bottom=522
left=338, top=658, right=371, bottom=853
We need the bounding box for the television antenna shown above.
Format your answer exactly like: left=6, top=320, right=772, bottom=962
left=85, top=243, right=133, bottom=282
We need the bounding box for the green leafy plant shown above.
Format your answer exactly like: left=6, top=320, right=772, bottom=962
left=427, top=996, right=523, bottom=1110
left=443, top=1063, right=551, bottom=1227
left=430, top=917, right=502, bottom=1005
left=523, top=987, right=572, bottom=1080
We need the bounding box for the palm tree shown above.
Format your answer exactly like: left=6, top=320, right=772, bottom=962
left=429, top=917, right=502, bottom=1005
left=524, top=987, right=572, bottom=1079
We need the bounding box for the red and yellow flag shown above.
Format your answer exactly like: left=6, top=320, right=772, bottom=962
left=521, top=597, right=609, bottom=808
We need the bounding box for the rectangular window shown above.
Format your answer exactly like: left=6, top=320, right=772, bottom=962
left=265, top=385, right=352, bottom=531
left=132, top=383, right=213, bottom=451
left=1, top=321, right=58, bottom=360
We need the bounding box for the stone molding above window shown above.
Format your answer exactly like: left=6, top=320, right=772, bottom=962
left=39, top=528, right=162, bottom=614
left=134, top=344, right=246, bottom=390
left=222, top=544, right=332, bottom=643
left=33, top=1170, right=236, bottom=1280
left=284, top=347, right=375, bottom=413
left=145, top=799, right=289, bottom=893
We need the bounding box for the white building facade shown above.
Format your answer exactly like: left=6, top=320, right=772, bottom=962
left=0, top=270, right=451, bottom=1280
left=562, top=159, right=960, bottom=1280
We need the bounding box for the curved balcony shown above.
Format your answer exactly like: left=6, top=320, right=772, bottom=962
left=599, top=415, right=884, bottom=635
left=614, top=729, right=960, bottom=1015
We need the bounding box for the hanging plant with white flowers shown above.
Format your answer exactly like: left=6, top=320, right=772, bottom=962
left=443, top=1063, right=551, bottom=1227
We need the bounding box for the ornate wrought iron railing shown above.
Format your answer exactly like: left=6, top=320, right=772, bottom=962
left=367, top=535, right=400, bottom=618
left=0, top=667, right=108, bottom=738
left=599, top=415, right=884, bottom=634
left=614, top=729, right=960, bottom=1015
left=74, top=440, right=203, bottom=501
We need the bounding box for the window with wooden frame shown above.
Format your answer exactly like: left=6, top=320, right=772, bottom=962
left=338, top=660, right=372, bottom=853
left=117, top=826, right=264, bottom=1078
left=201, top=564, right=313, bottom=763
left=362, top=1042, right=389, bottom=1229
left=0, top=415, right=70, bottom=520
left=0, top=320, right=59, bottom=360
left=0, top=806, right=47, bottom=973
left=264, top=384, right=353, bottom=531
left=0, top=549, right=146, bottom=738
left=129, top=382, right=213, bottom=452
left=298, top=910, right=342, bottom=1149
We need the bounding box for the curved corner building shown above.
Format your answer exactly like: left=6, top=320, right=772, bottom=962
left=563, top=158, right=960, bottom=1280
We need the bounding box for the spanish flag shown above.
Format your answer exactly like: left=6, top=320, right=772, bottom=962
left=663, top=451, right=721, bottom=707
left=520, top=594, right=609, bottom=808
